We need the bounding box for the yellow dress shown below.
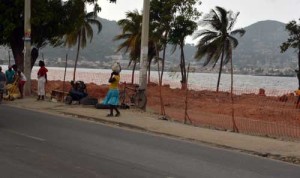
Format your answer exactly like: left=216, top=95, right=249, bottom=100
left=103, top=75, right=120, bottom=106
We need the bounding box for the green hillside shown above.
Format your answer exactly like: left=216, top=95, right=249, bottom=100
left=40, top=17, right=122, bottom=62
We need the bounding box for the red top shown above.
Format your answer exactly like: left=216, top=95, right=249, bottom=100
left=37, top=66, right=48, bottom=77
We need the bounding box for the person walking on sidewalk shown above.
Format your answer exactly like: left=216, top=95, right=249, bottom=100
left=37, top=60, right=48, bottom=100
left=102, top=71, right=121, bottom=117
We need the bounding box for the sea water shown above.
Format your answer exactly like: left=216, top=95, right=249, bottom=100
left=1, top=65, right=297, bottom=95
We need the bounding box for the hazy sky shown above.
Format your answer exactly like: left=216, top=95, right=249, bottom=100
left=90, top=0, right=300, bottom=43
left=94, top=0, right=300, bottom=28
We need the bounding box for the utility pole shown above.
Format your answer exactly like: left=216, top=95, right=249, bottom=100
left=139, top=0, right=150, bottom=93
left=24, top=0, right=32, bottom=96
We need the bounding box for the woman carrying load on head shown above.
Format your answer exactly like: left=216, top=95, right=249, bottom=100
left=102, top=63, right=121, bottom=117
left=37, top=60, right=48, bottom=100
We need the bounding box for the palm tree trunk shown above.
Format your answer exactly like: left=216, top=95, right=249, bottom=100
left=63, top=53, right=68, bottom=101
left=180, top=44, right=187, bottom=90
left=131, top=61, right=137, bottom=84
left=147, top=59, right=151, bottom=83
left=73, top=32, right=81, bottom=81
left=8, top=50, right=11, bottom=66
left=230, top=57, right=238, bottom=132
left=160, top=46, right=166, bottom=83
left=159, top=43, right=167, bottom=115
left=160, top=32, right=168, bottom=83
left=157, top=59, right=165, bottom=116
left=184, top=63, right=192, bottom=124
left=297, top=48, right=300, bottom=89
left=155, top=45, right=165, bottom=116
left=216, top=47, right=225, bottom=92
left=296, top=48, right=300, bottom=107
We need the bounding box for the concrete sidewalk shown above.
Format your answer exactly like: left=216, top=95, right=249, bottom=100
left=3, top=97, right=300, bottom=164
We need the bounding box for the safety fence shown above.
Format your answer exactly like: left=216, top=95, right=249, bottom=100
left=154, top=85, right=300, bottom=140
left=31, top=67, right=300, bottom=140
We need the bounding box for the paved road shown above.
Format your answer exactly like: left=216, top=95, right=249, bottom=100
left=0, top=105, right=300, bottom=178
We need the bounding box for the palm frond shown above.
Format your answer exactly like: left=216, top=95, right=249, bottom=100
left=85, top=11, right=97, bottom=19
left=85, top=22, right=94, bottom=42
left=196, top=32, right=220, bottom=47
left=228, top=35, right=239, bottom=48
left=113, top=33, right=132, bottom=41
left=193, top=30, right=217, bottom=39
left=223, top=39, right=232, bottom=65
left=80, top=28, right=87, bottom=48
left=211, top=44, right=223, bottom=68
left=230, top=28, right=246, bottom=37
left=64, top=8, right=102, bottom=49
left=227, top=11, right=239, bottom=31
left=116, top=41, right=131, bottom=53
left=199, top=9, right=221, bottom=30
left=170, top=44, right=178, bottom=54
left=215, top=6, right=228, bottom=32
left=87, top=18, right=102, bottom=33
left=114, top=9, right=142, bottom=57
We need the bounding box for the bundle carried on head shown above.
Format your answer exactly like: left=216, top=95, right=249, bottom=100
left=112, top=62, right=121, bottom=73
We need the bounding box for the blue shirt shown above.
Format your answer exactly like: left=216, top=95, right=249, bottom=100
left=5, top=69, right=15, bottom=84
left=0, top=72, right=5, bottom=82
left=0, top=72, right=6, bottom=89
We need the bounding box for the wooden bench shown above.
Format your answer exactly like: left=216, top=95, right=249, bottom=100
left=50, top=90, right=69, bottom=102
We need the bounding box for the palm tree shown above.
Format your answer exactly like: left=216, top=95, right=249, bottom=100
left=150, top=0, right=177, bottom=84
left=281, top=19, right=300, bottom=90
left=114, top=10, right=142, bottom=84
left=168, top=0, right=200, bottom=89
left=65, top=1, right=102, bottom=81
left=194, top=6, right=245, bottom=92
left=115, top=10, right=157, bottom=84
left=194, top=6, right=245, bottom=132
left=169, top=16, right=198, bottom=89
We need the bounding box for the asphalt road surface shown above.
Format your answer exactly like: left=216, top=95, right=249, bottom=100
left=0, top=105, right=300, bottom=178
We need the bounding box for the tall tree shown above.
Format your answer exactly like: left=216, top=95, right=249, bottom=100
left=194, top=6, right=245, bottom=92
left=114, top=10, right=142, bottom=84
left=194, top=6, right=245, bottom=132
left=0, top=0, right=68, bottom=69
left=150, top=0, right=177, bottom=83
left=0, top=0, right=113, bottom=70
left=150, top=0, right=181, bottom=116
left=114, top=10, right=156, bottom=84
left=281, top=19, right=300, bottom=89
left=64, top=0, right=102, bottom=81
left=169, top=0, right=200, bottom=89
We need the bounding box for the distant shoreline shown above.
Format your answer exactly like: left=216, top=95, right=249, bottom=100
left=253, top=74, right=296, bottom=78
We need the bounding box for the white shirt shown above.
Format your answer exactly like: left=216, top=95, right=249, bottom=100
left=20, top=72, right=27, bottom=81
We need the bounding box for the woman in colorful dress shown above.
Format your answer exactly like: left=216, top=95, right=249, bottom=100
left=102, top=71, right=121, bottom=117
